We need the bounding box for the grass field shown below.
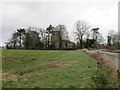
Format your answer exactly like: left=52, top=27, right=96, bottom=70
left=2, top=49, right=117, bottom=88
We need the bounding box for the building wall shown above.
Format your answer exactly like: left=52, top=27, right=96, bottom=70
left=52, top=31, right=60, bottom=49
left=52, top=31, right=76, bottom=49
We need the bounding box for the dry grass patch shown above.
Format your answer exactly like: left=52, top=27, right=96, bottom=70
left=82, top=49, right=118, bottom=73
left=82, top=49, right=118, bottom=87
left=2, top=71, right=32, bottom=82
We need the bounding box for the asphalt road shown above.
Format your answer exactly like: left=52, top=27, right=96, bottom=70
left=95, top=49, right=119, bottom=56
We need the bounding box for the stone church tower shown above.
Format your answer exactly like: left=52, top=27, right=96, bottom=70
left=51, top=31, right=60, bottom=49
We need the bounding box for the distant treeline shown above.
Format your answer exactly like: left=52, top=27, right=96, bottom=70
left=6, top=20, right=119, bottom=50
left=6, top=25, right=75, bottom=50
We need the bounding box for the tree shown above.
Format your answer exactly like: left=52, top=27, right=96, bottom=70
left=97, top=34, right=105, bottom=44
left=91, top=28, right=99, bottom=40
left=24, top=32, right=30, bottom=49
left=46, top=25, right=54, bottom=48
left=84, top=30, right=90, bottom=49
left=6, top=31, right=19, bottom=49
left=5, top=42, right=11, bottom=49
left=10, top=32, right=18, bottom=49
left=107, top=30, right=118, bottom=49
left=108, top=30, right=118, bottom=46
left=89, top=39, right=96, bottom=48
left=23, top=28, right=42, bottom=49
left=112, top=33, right=118, bottom=45
left=16, top=28, right=26, bottom=48
left=37, top=28, right=47, bottom=49
left=107, top=36, right=111, bottom=46
left=65, top=33, right=69, bottom=48
left=91, top=28, right=100, bottom=48
left=74, top=20, right=91, bottom=49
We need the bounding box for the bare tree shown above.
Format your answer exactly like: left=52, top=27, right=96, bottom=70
left=6, top=32, right=18, bottom=49
left=37, top=28, right=47, bottom=48
left=108, top=30, right=118, bottom=45
left=97, top=34, right=105, bottom=44
left=74, top=20, right=91, bottom=49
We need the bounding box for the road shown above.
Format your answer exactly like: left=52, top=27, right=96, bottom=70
left=94, top=49, right=119, bottom=56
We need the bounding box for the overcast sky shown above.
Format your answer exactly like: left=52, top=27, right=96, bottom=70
left=0, top=0, right=119, bottom=46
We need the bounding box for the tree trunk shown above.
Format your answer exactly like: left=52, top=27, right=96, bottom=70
left=59, top=30, right=62, bottom=49
left=80, top=36, right=83, bottom=49
left=48, top=33, right=49, bottom=48
left=20, top=36, right=22, bottom=48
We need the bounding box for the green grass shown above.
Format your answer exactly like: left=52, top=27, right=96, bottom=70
left=2, top=49, right=116, bottom=88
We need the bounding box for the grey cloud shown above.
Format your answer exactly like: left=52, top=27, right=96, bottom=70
left=1, top=1, right=118, bottom=46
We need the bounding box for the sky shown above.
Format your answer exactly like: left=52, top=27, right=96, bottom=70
left=0, top=0, right=119, bottom=46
